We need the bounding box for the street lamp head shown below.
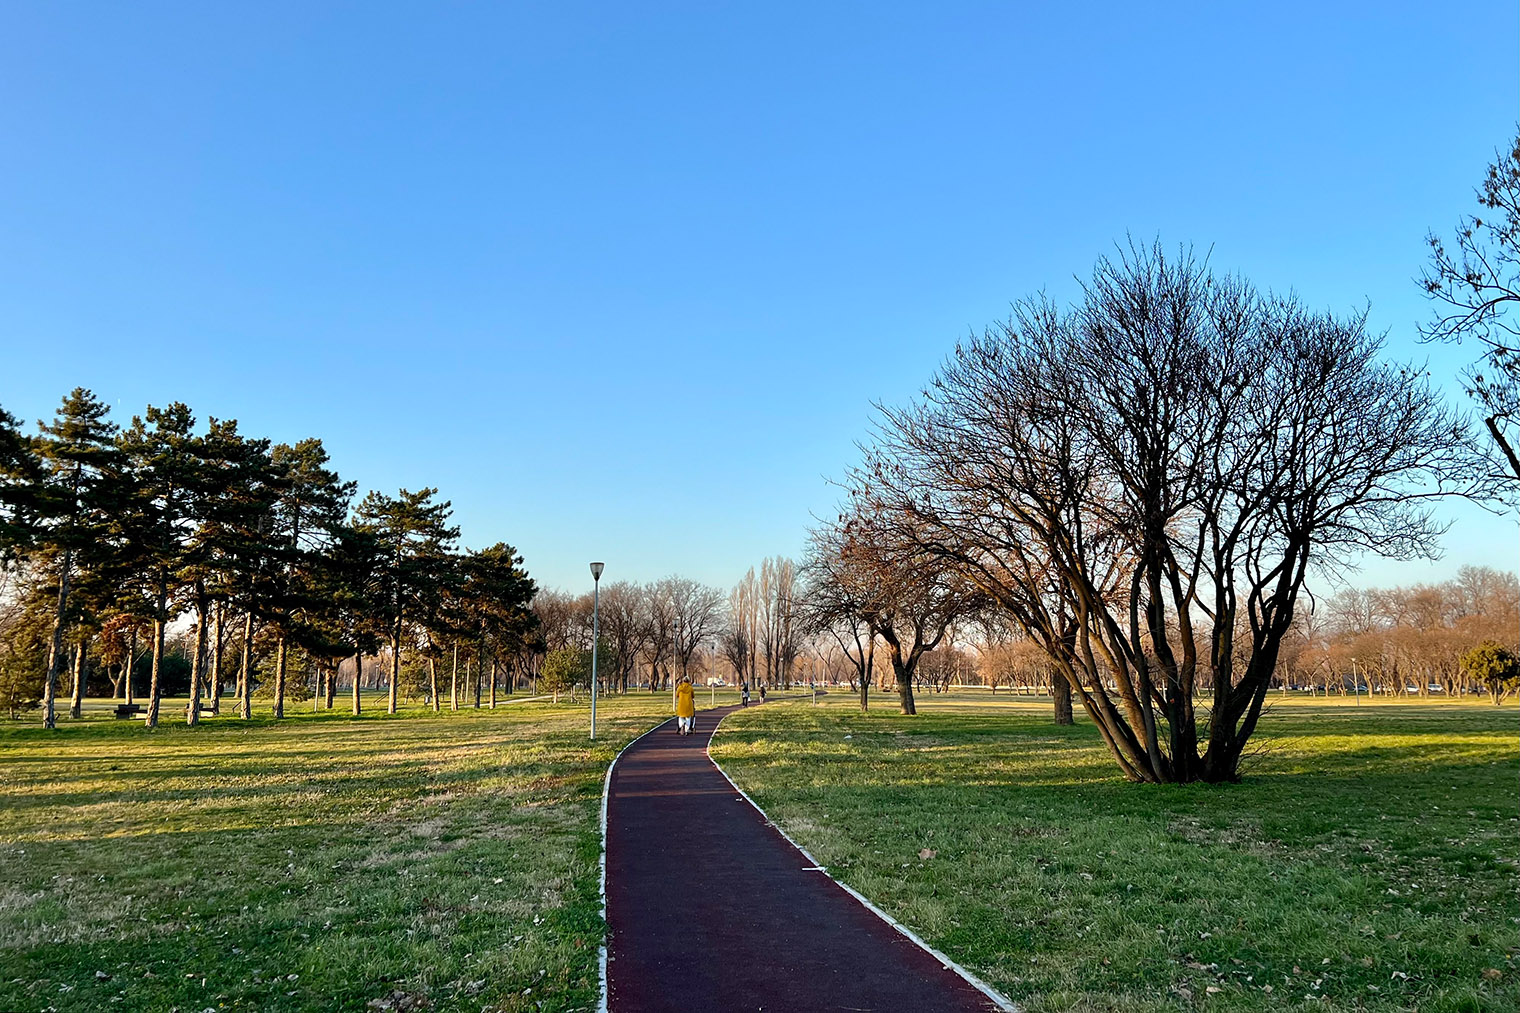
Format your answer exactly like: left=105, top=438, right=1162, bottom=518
left=590, top=561, right=605, bottom=581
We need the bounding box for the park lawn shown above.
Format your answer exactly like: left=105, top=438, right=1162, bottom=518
left=0, top=690, right=696, bottom=1013
left=710, top=691, right=1519, bottom=1013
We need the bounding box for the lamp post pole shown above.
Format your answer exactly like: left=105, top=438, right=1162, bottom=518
left=590, top=562, right=604, bottom=740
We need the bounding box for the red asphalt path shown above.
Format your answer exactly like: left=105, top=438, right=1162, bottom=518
left=603, top=702, right=1006, bottom=1013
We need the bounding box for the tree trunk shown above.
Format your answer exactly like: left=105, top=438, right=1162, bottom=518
left=489, top=658, right=497, bottom=709
left=861, top=639, right=872, bottom=713
left=388, top=625, right=400, bottom=714
left=69, top=643, right=85, bottom=719
left=896, top=676, right=917, bottom=714
left=1052, top=668, right=1074, bottom=725
left=145, top=610, right=166, bottom=729
left=273, top=635, right=287, bottom=719
left=238, top=612, right=254, bottom=720
left=352, top=652, right=363, bottom=716
left=41, top=547, right=73, bottom=730
left=209, top=602, right=224, bottom=715
left=429, top=656, right=439, bottom=712
left=474, top=643, right=483, bottom=708
left=325, top=660, right=336, bottom=709
left=882, top=635, right=917, bottom=715
left=188, top=599, right=208, bottom=726
left=450, top=643, right=459, bottom=711
left=125, top=627, right=136, bottom=707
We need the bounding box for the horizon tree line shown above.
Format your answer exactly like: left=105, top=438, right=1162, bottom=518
left=0, top=390, right=538, bottom=727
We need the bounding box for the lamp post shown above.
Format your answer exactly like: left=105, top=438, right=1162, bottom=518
left=590, top=562, right=604, bottom=740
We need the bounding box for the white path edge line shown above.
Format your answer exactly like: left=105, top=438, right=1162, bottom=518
left=596, top=714, right=674, bottom=1013
left=705, top=707, right=1022, bottom=1013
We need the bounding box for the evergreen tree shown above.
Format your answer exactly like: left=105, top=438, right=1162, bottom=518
left=0, top=406, right=40, bottom=558
left=297, top=520, right=383, bottom=713
left=116, top=403, right=201, bottom=729
left=178, top=419, right=278, bottom=723
left=462, top=543, right=537, bottom=708
left=329, top=521, right=385, bottom=715
left=197, top=420, right=278, bottom=718
left=33, top=389, right=124, bottom=729
left=421, top=549, right=468, bottom=712
left=260, top=439, right=354, bottom=719
left=354, top=488, right=459, bottom=714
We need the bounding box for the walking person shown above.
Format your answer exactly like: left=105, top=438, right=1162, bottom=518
left=740, top=682, right=750, bottom=707
left=674, top=675, right=696, bottom=735
left=759, top=685, right=767, bottom=704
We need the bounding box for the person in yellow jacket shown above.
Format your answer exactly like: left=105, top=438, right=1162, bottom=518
left=673, top=675, right=696, bottom=735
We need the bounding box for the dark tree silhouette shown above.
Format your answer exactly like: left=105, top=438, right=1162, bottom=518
left=856, top=243, right=1491, bottom=781
left=1421, top=130, right=1520, bottom=481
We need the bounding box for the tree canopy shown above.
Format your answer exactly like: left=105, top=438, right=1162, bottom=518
left=847, top=243, right=1493, bottom=782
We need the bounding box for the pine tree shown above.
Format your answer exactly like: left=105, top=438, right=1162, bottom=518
left=328, top=521, right=384, bottom=716
left=462, top=543, right=537, bottom=709
left=117, top=404, right=201, bottom=730
left=34, top=390, right=124, bottom=729
left=259, top=439, right=354, bottom=719
left=354, top=488, right=459, bottom=714
left=178, top=419, right=278, bottom=723
left=0, top=405, right=40, bottom=558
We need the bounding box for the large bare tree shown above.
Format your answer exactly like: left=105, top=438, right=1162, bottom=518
left=799, top=533, right=882, bottom=711
left=855, top=243, right=1490, bottom=781
left=806, top=511, right=986, bottom=715
left=664, top=577, right=724, bottom=683
left=642, top=584, right=675, bottom=691
left=597, top=581, right=650, bottom=693
left=1421, top=130, right=1520, bottom=481
left=723, top=569, right=760, bottom=688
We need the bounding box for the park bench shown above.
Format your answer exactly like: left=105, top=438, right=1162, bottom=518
left=113, top=703, right=142, bottom=719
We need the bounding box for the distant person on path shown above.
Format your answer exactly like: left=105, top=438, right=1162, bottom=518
left=759, top=685, right=767, bottom=703
left=741, top=682, right=750, bottom=707
left=674, top=676, right=696, bottom=735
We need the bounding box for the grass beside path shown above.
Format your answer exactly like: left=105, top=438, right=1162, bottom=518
left=710, top=692, right=1519, bottom=1013
left=0, top=690, right=704, bottom=1013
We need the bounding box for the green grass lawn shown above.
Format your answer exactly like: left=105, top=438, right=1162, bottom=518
left=0, top=690, right=704, bottom=1013
left=710, top=691, right=1519, bottom=1013
left=5, top=690, right=1515, bottom=1013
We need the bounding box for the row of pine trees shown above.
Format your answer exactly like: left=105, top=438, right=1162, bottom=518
left=0, top=389, right=537, bottom=728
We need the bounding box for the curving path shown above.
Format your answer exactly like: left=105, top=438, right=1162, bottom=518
left=603, top=700, right=1010, bottom=1012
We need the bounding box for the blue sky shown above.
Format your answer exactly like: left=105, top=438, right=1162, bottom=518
left=1, top=2, right=1514, bottom=595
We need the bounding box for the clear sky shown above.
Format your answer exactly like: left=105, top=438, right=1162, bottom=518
left=1, top=2, right=1515, bottom=596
